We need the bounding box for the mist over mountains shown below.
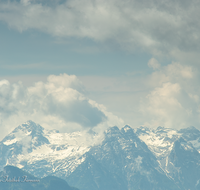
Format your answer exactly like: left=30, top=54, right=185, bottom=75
left=1, top=120, right=200, bottom=190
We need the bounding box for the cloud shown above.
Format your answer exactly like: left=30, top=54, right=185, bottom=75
left=140, top=82, right=184, bottom=128
left=0, top=0, right=200, bottom=56
left=140, top=62, right=200, bottom=129
left=15, top=130, right=32, bottom=154
left=0, top=73, right=125, bottom=140
left=0, top=80, right=25, bottom=118
left=148, top=58, right=160, bottom=70
left=147, top=62, right=193, bottom=88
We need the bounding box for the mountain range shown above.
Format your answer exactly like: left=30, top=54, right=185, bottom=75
left=1, top=120, right=200, bottom=190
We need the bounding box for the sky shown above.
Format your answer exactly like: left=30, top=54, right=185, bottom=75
left=0, top=0, right=200, bottom=140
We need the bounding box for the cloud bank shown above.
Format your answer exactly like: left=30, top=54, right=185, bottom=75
left=0, top=0, right=200, bottom=56
left=0, top=73, right=123, bottom=140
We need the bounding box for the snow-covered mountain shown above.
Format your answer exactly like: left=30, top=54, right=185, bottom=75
left=0, top=121, right=200, bottom=189
left=66, top=125, right=179, bottom=190
left=0, top=121, right=94, bottom=178
left=136, top=126, right=200, bottom=190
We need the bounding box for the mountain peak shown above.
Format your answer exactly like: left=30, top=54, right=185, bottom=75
left=178, top=126, right=200, bottom=141
left=105, top=126, right=120, bottom=135
left=178, top=126, right=200, bottom=133
left=121, top=125, right=136, bottom=138
left=12, top=120, right=44, bottom=134
left=2, top=120, right=50, bottom=147
left=156, top=126, right=165, bottom=131
left=25, top=120, right=36, bottom=125
left=136, top=126, right=150, bottom=136
left=121, top=125, right=132, bottom=133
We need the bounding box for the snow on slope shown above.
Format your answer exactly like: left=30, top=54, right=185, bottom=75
left=136, top=126, right=200, bottom=158
left=136, top=126, right=181, bottom=158
left=136, top=125, right=200, bottom=185
left=1, top=121, right=200, bottom=190
left=66, top=125, right=180, bottom=190
left=0, top=120, right=102, bottom=178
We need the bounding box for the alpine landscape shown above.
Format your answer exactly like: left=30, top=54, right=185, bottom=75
left=1, top=0, right=200, bottom=189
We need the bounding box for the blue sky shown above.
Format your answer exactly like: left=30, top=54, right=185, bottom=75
left=0, top=0, right=200, bottom=139
left=0, top=20, right=153, bottom=77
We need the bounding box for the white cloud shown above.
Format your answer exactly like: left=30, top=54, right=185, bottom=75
left=20, top=0, right=31, bottom=6
left=140, top=82, right=184, bottom=128
left=148, top=58, right=160, bottom=70
left=77, top=63, right=200, bottom=131
left=189, top=93, right=199, bottom=103
left=15, top=130, right=32, bottom=154
left=140, top=62, right=200, bottom=129
left=147, top=62, right=193, bottom=88
left=165, top=62, right=193, bottom=79
left=0, top=73, right=123, bottom=140
left=0, top=0, right=200, bottom=56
